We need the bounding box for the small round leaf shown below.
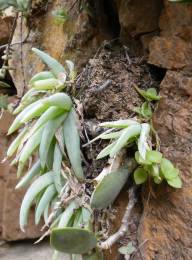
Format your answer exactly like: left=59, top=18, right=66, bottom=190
left=134, top=167, right=148, bottom=185
left=167, top=176, right=182, bottom=188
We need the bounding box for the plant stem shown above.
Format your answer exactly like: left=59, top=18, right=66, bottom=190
left=98, top=185, right=138, bottom=250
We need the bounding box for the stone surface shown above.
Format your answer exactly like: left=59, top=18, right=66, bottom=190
left=148, top=0, right=192, bottom=69
left=118, top=0, right=162, bottom=43
left=9, top=0, right=113, bottom=97
left=148, top=36, right=192, bottom=69
left=0, top=17, right=13, bottom=45
left=139, top=71, right=192, bottom=260
left=0, top=110, right=43, bottom=241
left=0, top=240, right=69, bottom=260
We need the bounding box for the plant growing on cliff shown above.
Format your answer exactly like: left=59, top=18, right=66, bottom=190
left=6, top=49, right=182, bottom=259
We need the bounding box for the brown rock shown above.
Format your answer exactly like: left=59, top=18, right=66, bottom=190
left=118, top=0, right=162, bottom=40
left=0, top=17, right=13, bottom=45
left=139, top=71, right=192, bottom=260
left=0, top=111, right=43, bottom=241
left=2, top=175, right=43, bottom=241
left=148, top=0, right=192, bottom=69
left=148, top=36, right=192, bottom=69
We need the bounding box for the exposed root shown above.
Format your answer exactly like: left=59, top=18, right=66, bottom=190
left=98, top=185, right=138, bottom=250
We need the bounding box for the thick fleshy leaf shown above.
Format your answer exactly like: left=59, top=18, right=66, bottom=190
left=53, top=143, right=63, bottom=193
left=20, top=172, right=53, bottom=231
left=35, top=184, right=56, bottom=225
left=17, top=126, right=44, bottom=177
left=167, top=176, right=182, bottom=188
left=16, top=160, right=41, bottom=189
left=63, top=110, right=84, bottom=181
left=42, top=93, right=72, bottom=111
left=138, top=123, right=150, bottom=160
left=96, top=142, right=116, bottom=159
left=7, top=127, right=28, bottom=157
left=99, top=119, right=139, bottom=129
left=91, top=166, right=132, bottom=209
left=58, top=202, right=78, bottom=228
left=29, top=71, right=55, bottom=84
left=134, top=167, right=148, bottom=185
left=32, top=48, right=66, bottom=77
left=110, top=124, right=141, bottom=158
left=8, top=100, right=43, bottom=134
left=39, top=114, right=67, bottom=168
left=50, top=228, right=97, bottom=254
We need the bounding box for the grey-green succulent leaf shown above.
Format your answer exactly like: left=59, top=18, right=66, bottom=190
left=20, top=171, right=53, bottom=231
left=91, top=163, right=135, bottom=209
left=39, top=114, right=67, bottom=168
left=32, top=48, right=67, bottom=77
left=16, top=160, right=41, bottom=189
left=63, top=109, right=84, bottom=181
left=50, top=227, right=97, bottom=254
left=110, top=124, right=141, bottom=158
left=35, top=184, right=57, bottom=225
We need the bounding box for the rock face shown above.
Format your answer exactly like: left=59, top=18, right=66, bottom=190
left=0, top=110, right=43, bottom=240
left=138, top=1, right=192, bottom=259
left=139, top=71, right=192, bottom=260
left=148, top=0, right=192, bottom=69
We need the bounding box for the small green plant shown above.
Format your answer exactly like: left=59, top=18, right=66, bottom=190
left=6, top=49, right=182, bottom=258
left=90, top=120, right=182, bottom=188
left=7, top=49, right=101, bottom=258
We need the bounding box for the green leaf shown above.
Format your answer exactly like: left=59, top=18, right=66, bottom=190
left=91, top=165, right=134, bottom=209
left=19, top=172, right=53, bottom=231
left=134, top=167, right=148, bottom=185
left=58, top=201, right=78, bottom=228
left=63, top=109, right=84, bottom=181
left=99, top=119, right=139, bottom=129
left=39, top=114, right=67, bottom=168
left=138, top=123, right=150, bottom=160
left=160, top=158, right=179, bottom=180
left=141, top=102, right=152, bottom=118
left=146, top=150, right=162, bottom=164
left=96, top=142, right=116, bottom=159
left=29, top=71, right=55, bottom=84
left=110, top=124, right=141, bottom=157
left=35, top=184, right=56, bottom=225
left=118, top=242, right=136, bottom=255
left=32, top=48, right=66, bottom=77
left=16, top=160, right=41, bottom=189
left=167, top=176, right=182, bottom=188
left=53, top=143, right=63, bottom=193
left=134, top=85, right=161, bottom=101
left=135, top=151, right=152, bottom=165
left=50, top=228, right=97, bottom=254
